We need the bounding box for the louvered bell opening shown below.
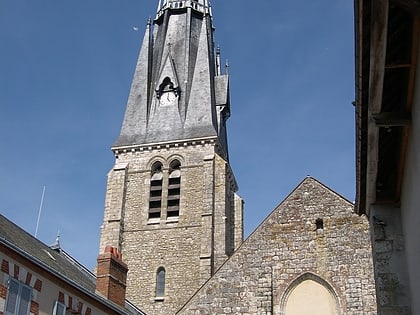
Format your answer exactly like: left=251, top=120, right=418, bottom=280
left=168, top=177, right=180, bottom=190
left=151, top=173, right=163, bottom=197
left=149, top=201, right=162, bottom=218
left=167, top=168, right=180, bottom=217
left=149, top=184, right=162, bottom=218
left=149, top=171, right=163, bottom=219
left=151, top=181, right=163, bottom=195
left=168, top=170, right=180, bottom=194
left=167, top=198, right=180, bottom=217
left=168, top=186, right=180, bottom=196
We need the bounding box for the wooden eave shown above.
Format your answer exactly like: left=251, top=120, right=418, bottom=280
left=355, top=0, right=420, bottom=215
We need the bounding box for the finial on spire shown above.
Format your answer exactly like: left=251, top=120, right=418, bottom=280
left=147, top=17, right=152, bottom=26
left=50, top=230, right=61, bottom=251
left=225, top=59, right=229, bottom=75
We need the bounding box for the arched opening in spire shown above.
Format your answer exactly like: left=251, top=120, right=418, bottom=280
left=157, top=77, right=175, bottom=98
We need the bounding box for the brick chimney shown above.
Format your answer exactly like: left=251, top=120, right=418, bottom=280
left=96, top=246, right=128, bottom=307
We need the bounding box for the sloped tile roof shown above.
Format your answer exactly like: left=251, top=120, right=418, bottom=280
left=0, top=214, right=146, bottom=315
left=0, top=214, right=96, bottom=291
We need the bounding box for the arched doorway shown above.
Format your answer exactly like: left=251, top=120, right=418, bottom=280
left=280, top=273, right=341, bottom=315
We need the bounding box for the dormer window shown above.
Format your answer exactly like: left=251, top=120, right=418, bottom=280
left=156, top=77, right=180, bottom=99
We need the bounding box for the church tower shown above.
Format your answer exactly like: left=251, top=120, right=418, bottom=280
left=98, top=1, right=243, bottom=314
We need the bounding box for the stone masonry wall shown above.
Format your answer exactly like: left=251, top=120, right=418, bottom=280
left=369, top=204, right=410, bottom=315
left=177, top=177, right=377, bottom=315
left=98, top=140, right=241, bottom=315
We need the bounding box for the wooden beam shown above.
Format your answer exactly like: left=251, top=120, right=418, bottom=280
left=366, top=0, right=389, bottom=211
left=372, top=112, right=411, bottom=126
left=385, top=63, right=412, bottom=68
left=395, top=18, right=420, bottom=202
left=391, top=0, right=420, bottom=16
left=369, top=0, right=389, bottom=114
left=355, top=0, right=372, bottom=215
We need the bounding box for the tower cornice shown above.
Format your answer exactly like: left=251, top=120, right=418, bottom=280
left=112, top=136, right=221, bottom=156
left=111, top=136, right=237, bottom=191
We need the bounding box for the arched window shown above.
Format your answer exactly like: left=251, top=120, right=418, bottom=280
left=167, top=160, right=181, bottom=218
left=156, top=267, right=166, bottom=297
left=149, top=162, right=163, bottom=219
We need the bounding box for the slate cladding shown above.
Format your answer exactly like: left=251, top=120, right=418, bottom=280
left=0, top=215, right=96, bottom=292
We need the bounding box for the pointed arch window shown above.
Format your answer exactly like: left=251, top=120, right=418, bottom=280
left=149, top=162, right=163, bottom=219
left=167, top=160, right=181, bottom=218
left=156, top=267, right=166, bottom=298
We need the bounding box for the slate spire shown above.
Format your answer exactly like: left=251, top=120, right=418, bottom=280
left=114, top=0, right=231, bottom=159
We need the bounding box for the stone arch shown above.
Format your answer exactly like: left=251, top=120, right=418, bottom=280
left=151, top=161, right=163, bottom=174
left=146, top=156, right=166, bottom=170
left=167, top=154, right=185, bottom=167
left=279, top=273, right=341, bottom=315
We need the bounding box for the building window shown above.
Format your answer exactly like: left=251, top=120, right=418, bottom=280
left=53, top=301, right=66, bottom=315
left=167, top=160, right=181, bottom=218
left=4, top=277, right=32, bottom=315
left=156, top=267, right=166, bottom=298
left=149, top=162, right=163, bottom=219
left=316, top=218, right=324, bottom=230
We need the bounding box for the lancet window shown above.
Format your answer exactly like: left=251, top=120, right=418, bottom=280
left=156, top=267, right=166, bottom=297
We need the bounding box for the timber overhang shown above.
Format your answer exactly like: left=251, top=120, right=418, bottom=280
left=355, top=0, right=420, bottom=215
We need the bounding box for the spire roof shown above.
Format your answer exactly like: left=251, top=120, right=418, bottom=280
left=114, top=0, right=231, bottom=158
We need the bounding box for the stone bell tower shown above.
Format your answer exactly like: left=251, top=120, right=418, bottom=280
left=98, top=1, right=243, bottom=314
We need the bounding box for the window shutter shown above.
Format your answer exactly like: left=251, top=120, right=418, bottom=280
left=53, top=301, right=66, bottom=315
left=4, top=277, right=32, bottom=315
left=4, top=279, right=19, bottom=315
left=19, top=285, right=31, bottom=315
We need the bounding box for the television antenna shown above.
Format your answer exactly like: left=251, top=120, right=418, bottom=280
left=35, top=185, right=46, bottom=238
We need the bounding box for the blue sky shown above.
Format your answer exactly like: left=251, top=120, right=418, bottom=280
left=0, top=0, right=355, bottom=271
